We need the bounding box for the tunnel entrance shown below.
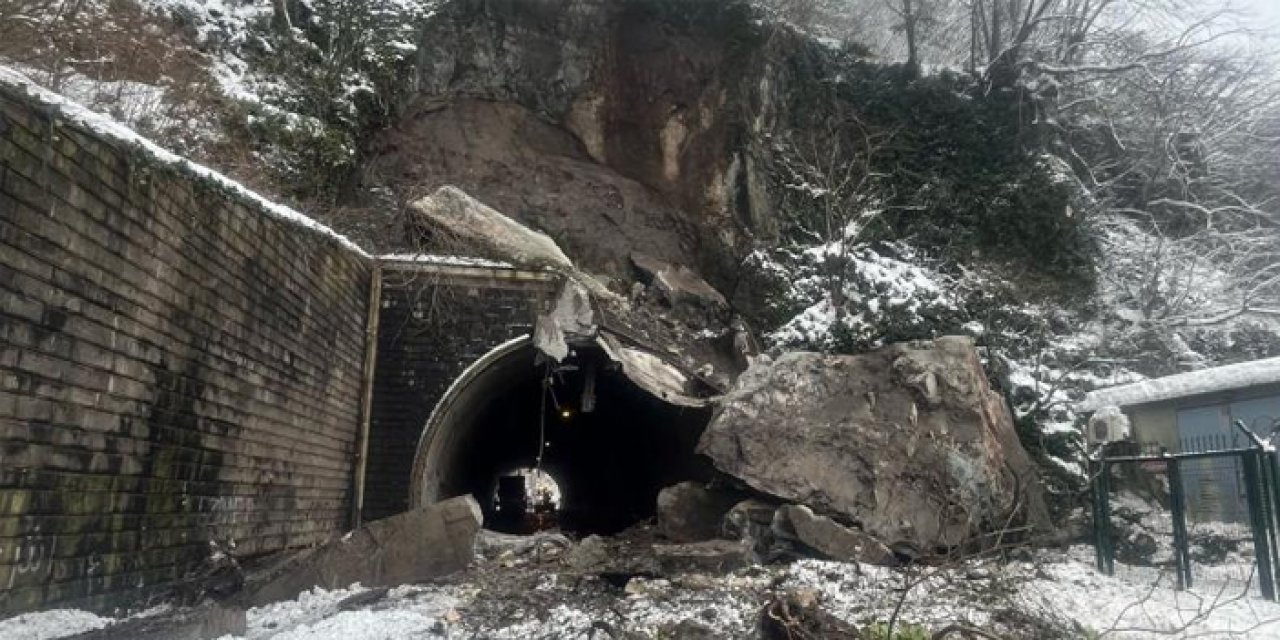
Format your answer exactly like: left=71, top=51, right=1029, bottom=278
left=409, top=337, right=714, bottom=536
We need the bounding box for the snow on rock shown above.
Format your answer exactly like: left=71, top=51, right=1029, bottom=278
left=1080, top=355, right=1280, bottom=412
left=0, top=65, right=370, bottom=259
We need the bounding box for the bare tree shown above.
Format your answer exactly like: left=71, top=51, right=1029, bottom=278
left=774, top=105, right=893, bottom=312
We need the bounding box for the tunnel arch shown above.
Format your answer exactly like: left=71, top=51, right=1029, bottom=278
left=408, top=335, right=714, bottom=534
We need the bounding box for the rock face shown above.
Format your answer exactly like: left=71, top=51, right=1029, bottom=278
left=244, top=496, right=482, bottom=606
left=363, top=0, right=815, bottom=285
left=697, top=336, right=1049, bottom=550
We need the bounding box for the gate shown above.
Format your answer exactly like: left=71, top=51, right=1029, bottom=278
left=1091, top=420, right=1280, bottom=599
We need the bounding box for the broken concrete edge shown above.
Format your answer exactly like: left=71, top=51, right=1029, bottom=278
left=405, top=184, right=738, bottom=398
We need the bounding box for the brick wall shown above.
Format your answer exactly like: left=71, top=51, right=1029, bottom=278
left=363, top=262, right=558, bottom=521
left=0, top=79, right=374, bottom=614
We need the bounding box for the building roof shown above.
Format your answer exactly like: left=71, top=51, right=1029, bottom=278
left=1079, top=356, right=1280, bottom=412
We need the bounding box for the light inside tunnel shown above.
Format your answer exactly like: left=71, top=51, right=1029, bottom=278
left=411, top=338, right=714, bottom=535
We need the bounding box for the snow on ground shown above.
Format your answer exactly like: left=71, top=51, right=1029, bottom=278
left=9, top=546, right=1280, bottom=639
left=0, top=65, right=369, bottom=258
left=0, top=609, right=110, bottom=640
left=232, top=584, right=462, bottom=640
left=0, top=604, right=170, bottom=640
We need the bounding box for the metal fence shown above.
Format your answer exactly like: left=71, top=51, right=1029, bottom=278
left=1091, top=420, right=1280, bottom=600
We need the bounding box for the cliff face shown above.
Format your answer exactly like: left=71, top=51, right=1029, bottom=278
left=362, top=0, right=803, bottom=284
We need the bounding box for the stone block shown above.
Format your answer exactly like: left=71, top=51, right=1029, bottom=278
left=242, top=495, right=483, bottom=607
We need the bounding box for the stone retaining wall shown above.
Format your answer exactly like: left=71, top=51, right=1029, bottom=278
left=0, top=75, right=374, bottom=615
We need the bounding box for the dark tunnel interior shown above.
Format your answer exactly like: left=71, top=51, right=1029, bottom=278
left=431, top=344, right=714, bottom=536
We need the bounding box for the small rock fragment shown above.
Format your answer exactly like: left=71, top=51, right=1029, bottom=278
left=652, top=539, right=751, bottom=575
left=774, top=504, right=897, bottom=566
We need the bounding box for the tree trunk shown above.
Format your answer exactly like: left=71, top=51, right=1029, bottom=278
left=272, top=0, right=293, bottom=35
left=903, top=0, right=919, bottom=76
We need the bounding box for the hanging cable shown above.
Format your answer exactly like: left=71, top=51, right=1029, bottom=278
left=536, top=362, right=550, bottom=473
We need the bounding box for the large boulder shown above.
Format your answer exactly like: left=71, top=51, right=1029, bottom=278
left=696, top=336, right=1048, bottom=550
left=409, top=186, right=574, bottom=270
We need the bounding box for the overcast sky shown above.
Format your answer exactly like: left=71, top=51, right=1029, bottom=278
left=1241, top=0, right=1280, bottom=33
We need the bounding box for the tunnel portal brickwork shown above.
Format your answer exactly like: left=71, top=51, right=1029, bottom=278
left=363, top=262, right=559, bottom=522
left=0, top=80, right=374, bottom=615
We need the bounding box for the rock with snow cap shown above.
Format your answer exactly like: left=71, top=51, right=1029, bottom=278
left=697, top=336, right=1049, bottom=550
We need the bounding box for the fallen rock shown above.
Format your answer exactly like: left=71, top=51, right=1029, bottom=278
left=68, top=601, right=245, bottom=640
left=722, top=499, right=781, bottom=560
left=410, top=186, right=573, bottom=270
left=564, top=534, right=612, bottom=572
left=477, top=530, right=573, bottom=560
left=773, top=505, right=897, bottom=566
left=630, top=252, right=728, bottom=315
left=697, top=336, right=1049, bottom=550
left=652, top=540, right=750, bottom=575
left=723, top=499, right=777, bottom=539
left=656, top=482, right=742, bottom=542
left=243, top=496, right=482, bottom=606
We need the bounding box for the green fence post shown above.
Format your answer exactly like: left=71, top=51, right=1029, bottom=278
left=1100, top=460, right=1115, bottom=576
left=1092, top=458, right=1106, bottom=573
left=1243, top=450, right=1276, bottom=600
left=1168, top=457, right=1192, bottom=589
left=1269, top=452, right=1280, bottom=586
left=1260, top=453, right=1280, bottom=599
